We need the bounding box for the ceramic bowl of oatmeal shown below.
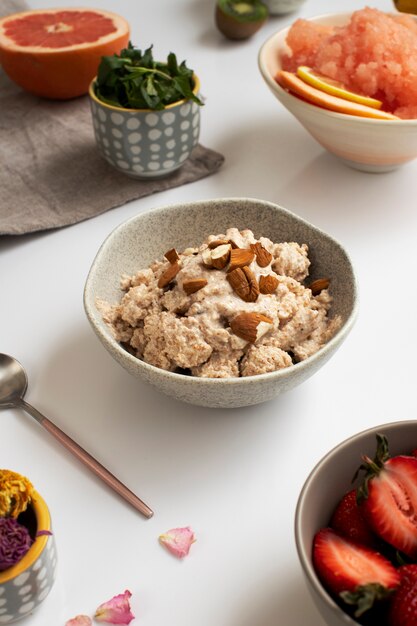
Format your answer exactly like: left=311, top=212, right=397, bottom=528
left=84, top=197, right=358, bottom=408
left=258, top=9, right=417, bottom=172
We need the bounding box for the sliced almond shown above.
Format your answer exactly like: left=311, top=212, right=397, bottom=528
left=208, top=238, right=239, bottom=249
left=211, top=243, right=231, bottom=269
left=208, top=239, right=230, bottom=249
left=230, top=312, right=273, bottom=343
left=158, top=261, right=181, bottom=288
left=183, top=247, right=199, bottom=256
left=201, top=248, right=214, bottom=267
left=227, top=248, right=255, bottom=272
left=164, top=248, right=180, bottom=264
left=259, top=274, right=279, bottom=294
left=227, top=266, right=259, bottom=302
left=309, top=278, right=330, bottom=296
left=183, top=278, right=208, bottom=295
left=250, top=242, right=273, bottom=268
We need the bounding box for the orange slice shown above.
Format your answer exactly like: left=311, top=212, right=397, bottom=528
left=0, top=8, right=130, bottom=99
left=297, top=66, right=383, bottom=110
left=277, top=71, right=399, bottom=120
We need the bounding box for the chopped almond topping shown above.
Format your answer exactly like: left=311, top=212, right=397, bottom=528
left=211, top=244, right=231, bottom=269
left=227, top=266, right=259, bottom=302
left=309, top=278, right=330, bottom=295
left=158, top=261, right=181, bottom=288
left=259, top=274, right=279, bottom=294
left=208, top=239, right=230, bottom=249
left=164, top=248, right=180, bottom=264
left=230, top=312, right=273, bottom=343
left=250, top=242, right=273, bottom=267
left=227, top=248, right=255, bottom=272
left=183, top=278, right=208, bottom=295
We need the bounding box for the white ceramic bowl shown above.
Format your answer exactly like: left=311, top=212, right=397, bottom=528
left=295, top=420, right=417, bottom=626
left=84, top=197, right=358, bottom=408
left=258, top=12, right=417, bottom=173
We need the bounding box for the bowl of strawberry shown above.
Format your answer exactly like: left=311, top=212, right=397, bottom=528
left=295, top=420, right=417, bottom=626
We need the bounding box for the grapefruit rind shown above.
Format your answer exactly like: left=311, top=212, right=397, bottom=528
left=0, top=7, right=130, bottom=99
left=296, top=66, right=383, bottom=110
left=277, top=71, right=399, bottom=121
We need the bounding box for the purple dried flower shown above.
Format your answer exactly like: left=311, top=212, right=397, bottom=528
left=0, top=517, right=33, bottom=571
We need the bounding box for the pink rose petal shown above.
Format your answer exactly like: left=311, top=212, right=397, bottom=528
left=159, top=526, right=196, bottom=558
left=94, top=590, right=134, bottom=625
left=65, top=616, right=92, bottom=626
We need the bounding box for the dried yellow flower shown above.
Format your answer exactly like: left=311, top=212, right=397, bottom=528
left=0, top=469, right=34, bottom=518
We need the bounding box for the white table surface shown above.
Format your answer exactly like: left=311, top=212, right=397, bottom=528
left=2, top=0, right=416, bottom=624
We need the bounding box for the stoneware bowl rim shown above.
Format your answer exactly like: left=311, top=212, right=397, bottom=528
left=258, top=10, right=417, bottom=127
left=294, top=419, right=417, bottom=625
left=88, top=73, right=201, bottom=114
left=84, top=197, right=359, bottom=391
left=0, top=490, right=51, bottom=584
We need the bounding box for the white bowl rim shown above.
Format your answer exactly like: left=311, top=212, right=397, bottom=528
left=294, top=419, right=417, bottom=624
left=84, top=196, right=359, bottom=388
left=258, top=10, right=417, bottom=127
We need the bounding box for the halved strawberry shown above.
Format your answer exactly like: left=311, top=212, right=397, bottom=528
left=356, top=434, right=417, bottom=559
left=331, top=489, right=377, bottom=548
left=389, top=565, right=417, bottom=626
left=313, top=528, right=400, bottom=617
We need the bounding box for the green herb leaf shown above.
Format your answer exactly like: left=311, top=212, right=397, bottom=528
left=95, top=43, right=203, bottom=111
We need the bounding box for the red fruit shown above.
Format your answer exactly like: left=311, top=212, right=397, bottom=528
left=357, top=435, right=417, bottom=559
left=331, top=489, right=376, bottom=547
left=411, top=449, right=417, bottom=458
left=313, top=528, right=400, bottom=616
left=0, top=8, right=130, bottom=99
left=390, top=565, right=417, bottom=626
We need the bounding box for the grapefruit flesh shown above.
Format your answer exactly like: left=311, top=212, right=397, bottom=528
left=277, top=71, right=399, bottom=120
left=0, top=8, right=130, bottom=99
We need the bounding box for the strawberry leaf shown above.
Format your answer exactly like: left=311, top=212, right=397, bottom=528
left=354, top=434, right=390, bottom=504
left=340, top=582, right=394, bottom=617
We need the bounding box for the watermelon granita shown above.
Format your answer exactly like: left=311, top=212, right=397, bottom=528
left=281, top=7, right=417, bottom=119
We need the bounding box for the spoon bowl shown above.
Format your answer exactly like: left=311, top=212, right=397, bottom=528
left=0, top=353, right=27, bottom=406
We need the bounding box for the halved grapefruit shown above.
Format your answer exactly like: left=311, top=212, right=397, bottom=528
left=0, top=8, right=130, bottom=99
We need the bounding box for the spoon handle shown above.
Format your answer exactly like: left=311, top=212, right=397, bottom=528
left=20, top=400, right=153, bottom=519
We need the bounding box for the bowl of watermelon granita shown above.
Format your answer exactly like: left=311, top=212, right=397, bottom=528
left=258, top=7, right=417, bottom=172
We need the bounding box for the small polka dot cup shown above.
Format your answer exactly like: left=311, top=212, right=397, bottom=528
left=89, top=75, right=201, bottom=179
left=0, top=492, right=57, bottom=624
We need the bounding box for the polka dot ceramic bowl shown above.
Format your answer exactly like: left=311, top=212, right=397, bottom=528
left=88, top=76, right=201, bottom=179
left=0, top=491, right=57, bottom=624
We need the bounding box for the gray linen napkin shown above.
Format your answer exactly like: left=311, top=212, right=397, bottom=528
left=0, top=2, right=224, bottom=236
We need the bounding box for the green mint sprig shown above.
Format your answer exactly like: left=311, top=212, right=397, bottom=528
left=95, top=43, right=203, bottom=111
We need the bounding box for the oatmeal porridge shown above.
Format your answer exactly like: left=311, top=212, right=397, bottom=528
left=97, top=228, right=342, bottom=378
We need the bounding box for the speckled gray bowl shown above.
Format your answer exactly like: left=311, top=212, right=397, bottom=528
left=88, top=76, right=201, bottom=179
left=83, top=198, right=358, bottom=408
left=295, top=420, right=417, bottom=626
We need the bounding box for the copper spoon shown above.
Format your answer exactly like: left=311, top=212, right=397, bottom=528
left=0, top=353, right=153, bottom=519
